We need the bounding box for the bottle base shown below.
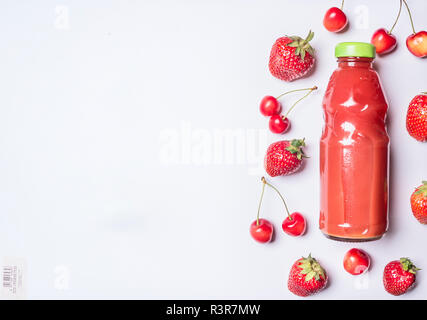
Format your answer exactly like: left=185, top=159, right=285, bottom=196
left=322, top=233, right=383, bottom=242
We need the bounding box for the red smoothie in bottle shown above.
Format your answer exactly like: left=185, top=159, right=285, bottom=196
left=320, top=42, right=389, bottom=241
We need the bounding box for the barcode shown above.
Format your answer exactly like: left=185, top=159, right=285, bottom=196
left=1, top=259, right=25, bottom=299
left=3, top=267, right=13, bottom=288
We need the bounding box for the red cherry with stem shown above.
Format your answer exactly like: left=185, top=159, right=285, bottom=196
left=250, top=219, right=273, bottom=243
left=371, top=0, right=402, bottom=55
left=250, top=178, right=273, bottom=243
left=260, top=177, right=306, bottom=237
left=343, top=248, right=371, bottom=275
left=402, top=0, right=427, bottom=58
left=282, top=212, right=306, bottom=237
left=407, top=31, right=427, bottom=57
left=323, top=0, right=348, bottom=32
left=371, top=29, right=397, bottom=55
left=260, top=96, right=281, bottom=117
left=269, top=115, right=290, bottom=134
left=268, top=86, right=317, bottom=134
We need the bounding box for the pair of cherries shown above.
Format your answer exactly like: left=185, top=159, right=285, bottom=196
left=250, top=177, right=306, bottom=243
left=260, top=86, right=317, bottom=134
left=371, top=0, right=427, bottom=57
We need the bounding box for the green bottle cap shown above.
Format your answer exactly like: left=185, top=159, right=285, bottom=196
left=335, top=42, right=376, bottom=58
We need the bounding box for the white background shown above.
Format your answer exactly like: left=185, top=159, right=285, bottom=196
left=0, top=0, right=426, bottom=299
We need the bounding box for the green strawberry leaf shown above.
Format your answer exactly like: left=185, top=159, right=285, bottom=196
left=297, top=254, right=326, bottom=283
left=285, top=30, right=315, bottom=62
left=287, top=41, right=300, bottom=48
left=304, top=30, right=314, bottom=42
left=305, top=271, right=316, bottom=281
left=285, top=138, right=307, bottom=161
left=400, top=258, right=421, bottom=274
left=300, top=50, right=306, bottom=61
left=414, top=181, right=427, bottom=197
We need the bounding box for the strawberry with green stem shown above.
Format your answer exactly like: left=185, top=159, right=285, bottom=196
left=383, top=258, right=420, bottom=296
left=288, top=254, right=328, bottom=297
left=269, top=31, right=315, bottom=82
left=406, top=92, right=427, bottom=142
left=264, top=138, right=308, bottom=177
left=410, top=181, right=427, bottom=224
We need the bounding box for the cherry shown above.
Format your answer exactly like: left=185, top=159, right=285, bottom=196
left=250, top=219, right=273, bottom=243
left=323, top=1, right=348, bottom=33
left=260, top=96, right=281, bottom=117
left=343, top=248, right=371, bottom=275
left=250, top=177, right=273, bottom=243
left=371, top=0, right=402, bottom=55
left=371, top=29, right=397, bottom=55
left=282, top=212, right=306, bottom=237
left=407, top=31, right=427, bottom=57
left=267, top=86, right=317, bottom=134
left=269, top=115, right=290, bottom=134
left=402, top=0, right=427, bottom=57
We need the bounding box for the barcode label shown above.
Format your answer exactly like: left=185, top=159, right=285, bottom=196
left=3, top=266, right=13, bottom=288
left=1, top=257, right=26, bottom=299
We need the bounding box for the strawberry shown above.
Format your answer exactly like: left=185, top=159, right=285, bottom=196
left=406, top=93, right=427, bottom=142
left=288, top=254, right=328, bottom=297
left=383, top=258, right=419, bottom=296
left=264, top=139, right=307, bottom=177
left=269, top=31, right=315, bottom=82
left=410, top=181, right=427, bottom=224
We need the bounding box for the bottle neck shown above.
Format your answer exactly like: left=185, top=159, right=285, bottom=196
left=337, top=57, right=374, bottom=68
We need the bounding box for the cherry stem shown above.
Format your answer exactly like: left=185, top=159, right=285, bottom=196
left=275, top=87, right=317, bottom=100
left=261, top=177, right=292, bottom=220
left=389, top=0, right=402, bottom=34
left=256, top=178, right=266, bottom=226
left=340, top=0, right=344, bottom=10
left=402, top=0, right=416, bottom=34
left=283, top=86, right=317, bottom=119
